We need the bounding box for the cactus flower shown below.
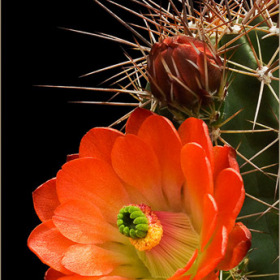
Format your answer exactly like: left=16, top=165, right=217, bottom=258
left=28, top=108, right=251, bottom=280
left=147, top=35, right=223, bottom=114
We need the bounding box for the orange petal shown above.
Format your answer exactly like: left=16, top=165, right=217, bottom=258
left=201, top=271, right=219, bottom=280
left=45, top=268, right=66, bottom=280
left=79, top=128, right=123, bottom=164
left=193, top=227, right=227, bottom=280
left=214, top=168, right=245, bottom=232
left=53, top=200, right=123, bottom=244
left=181, top=143, right=213, bottom=229
left=33, top=178, right=60, bottom=222
left=59, top=276, right=128, bottom=280
left=125, top=108, right=154, bottom=134
left=217, top=222, right=251, bottom=271
left=61, top=244, right=122, bottom=276
left=178, top=118, right=213, bottom=166
left=56, top=158, right=129, bottom=224
left=213, top=146, right=239, bottom=181
left=169, top=249, right=198, bottom=280
left=137, top=114, right=184, bottom=210
left=28, top=220, right=74, bottom=274
left=66, top=154, right=79, bottom=162
left=111, top=134, right=166, bottom=209
left=200, top=194, right=218, bottom=252
left=59, top=276, right=91, bottom=280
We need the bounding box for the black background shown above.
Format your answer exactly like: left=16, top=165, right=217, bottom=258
left=2, top=0, right=136, bottom=278
left=3, top=0, right=203, bottom=278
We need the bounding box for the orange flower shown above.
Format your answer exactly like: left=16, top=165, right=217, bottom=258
left=28, top=108, right=251, bottom=280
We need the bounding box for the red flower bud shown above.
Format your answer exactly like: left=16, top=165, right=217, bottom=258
left=147, top=35, right=223, bottom=113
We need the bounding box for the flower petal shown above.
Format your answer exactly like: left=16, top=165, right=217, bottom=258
left=196, top=51, right=222, bottom=93
left=125, top=108, right=155, bottom=134
left=45, top=268, right=65, bottom=280
left=169, top=249, right=198, bottom=280
left=137, top=115, right=184, bottom=210
left=172, top=43, right=201, bottom=97
left=66, top=154, right=79, bottom=162
left=214, top=168, right=245, bottom=232
left=213, top=146, right=239, bottom=181
left=201, top=271, right=219, bottom=280
left=200, top=194, right=218, bottom=252
left=139, top=211, right=199, bottom=278
left=79, top=128, right=123, bottom=164
left=193, top=227, right=227, bottom=280
left=59, top=276, right=93, bottom=280
left=59, top=276, right=129, bottom=280
left=53, top=200, right=125, bottom=245
left=178, top=118, right=213, bottom=165
left=28, top=220, right=74, bottom=274
left=33, top=178, right=60, bottom=222
left=217, top=222, right=251, bottom=271
left=181, top=143, right=213, bottom=229
left=61, top=244, right=123, bottom=276
left=111, top=134, right=166, bottom=209
left=56, top=158, right=129, bottom=224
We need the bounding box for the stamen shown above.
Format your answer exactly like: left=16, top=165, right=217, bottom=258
left=117, top=204, right=163, bottom=251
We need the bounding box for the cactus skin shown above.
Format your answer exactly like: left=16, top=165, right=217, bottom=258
left=55, top=0, right=279, bottom=279
left=216, top=17, right=279, bottom=279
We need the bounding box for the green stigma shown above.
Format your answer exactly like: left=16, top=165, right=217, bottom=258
left=117, top=205, right=149, bottom=239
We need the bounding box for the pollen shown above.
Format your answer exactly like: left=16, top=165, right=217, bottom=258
left=129, top=222, right=163, bottom=251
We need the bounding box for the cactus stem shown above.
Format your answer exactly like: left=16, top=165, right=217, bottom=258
left=225, top=59, right=256, bottom=73
left=240, top=137, right=279, bottom=168
left=245, top=273, right=279, bottom=277
left=272, top=256, right=279, bottom=264
left=225, top=24, right=241, bottom=34
left=267, top=83, right=280, bottom=103
left=255, top=30, right=263, bottom=66
left=216, top=108, right=244, bottom=128
left=237, top=211, right=269, bottom=221
left=256, top=67, right=272, bottom=84
left=263, top=25, right=280, bottom=38
left=220, top=128, right=276, bottom=133
left=241, top=163, right=279, bottom=176
left=245, top=193, right=279, bottom=211
left=267, top=46, right=279, bottom=67
left=243, top=27, right=262, bottom=69
left=248, top=228, right=267, bottom=234
left=247, top=120, right=278, bottom=131
left=270, top=65, right=279, bottom=75
left=219, top=136, right=274, bottom=178
left=252, top=80, right=265, bottom=129
left=257, top=200, right=280, bottom=221
left=218, top=19, right=266, bottom=53
left=224, top=66, right=259, bottom=77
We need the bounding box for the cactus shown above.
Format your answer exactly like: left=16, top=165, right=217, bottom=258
left=46, top=0, right=279, bottom=279
left=215, top=6, right=279, bottom=279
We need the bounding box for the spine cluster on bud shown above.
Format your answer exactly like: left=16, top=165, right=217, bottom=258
left=147, top=35, right=225, bottom=120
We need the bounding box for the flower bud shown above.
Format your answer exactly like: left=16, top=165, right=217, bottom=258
left=147, top=35, right=223, bottom=115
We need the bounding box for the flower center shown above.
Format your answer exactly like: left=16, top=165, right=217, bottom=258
left=117, top=204, right=163, bottom=251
